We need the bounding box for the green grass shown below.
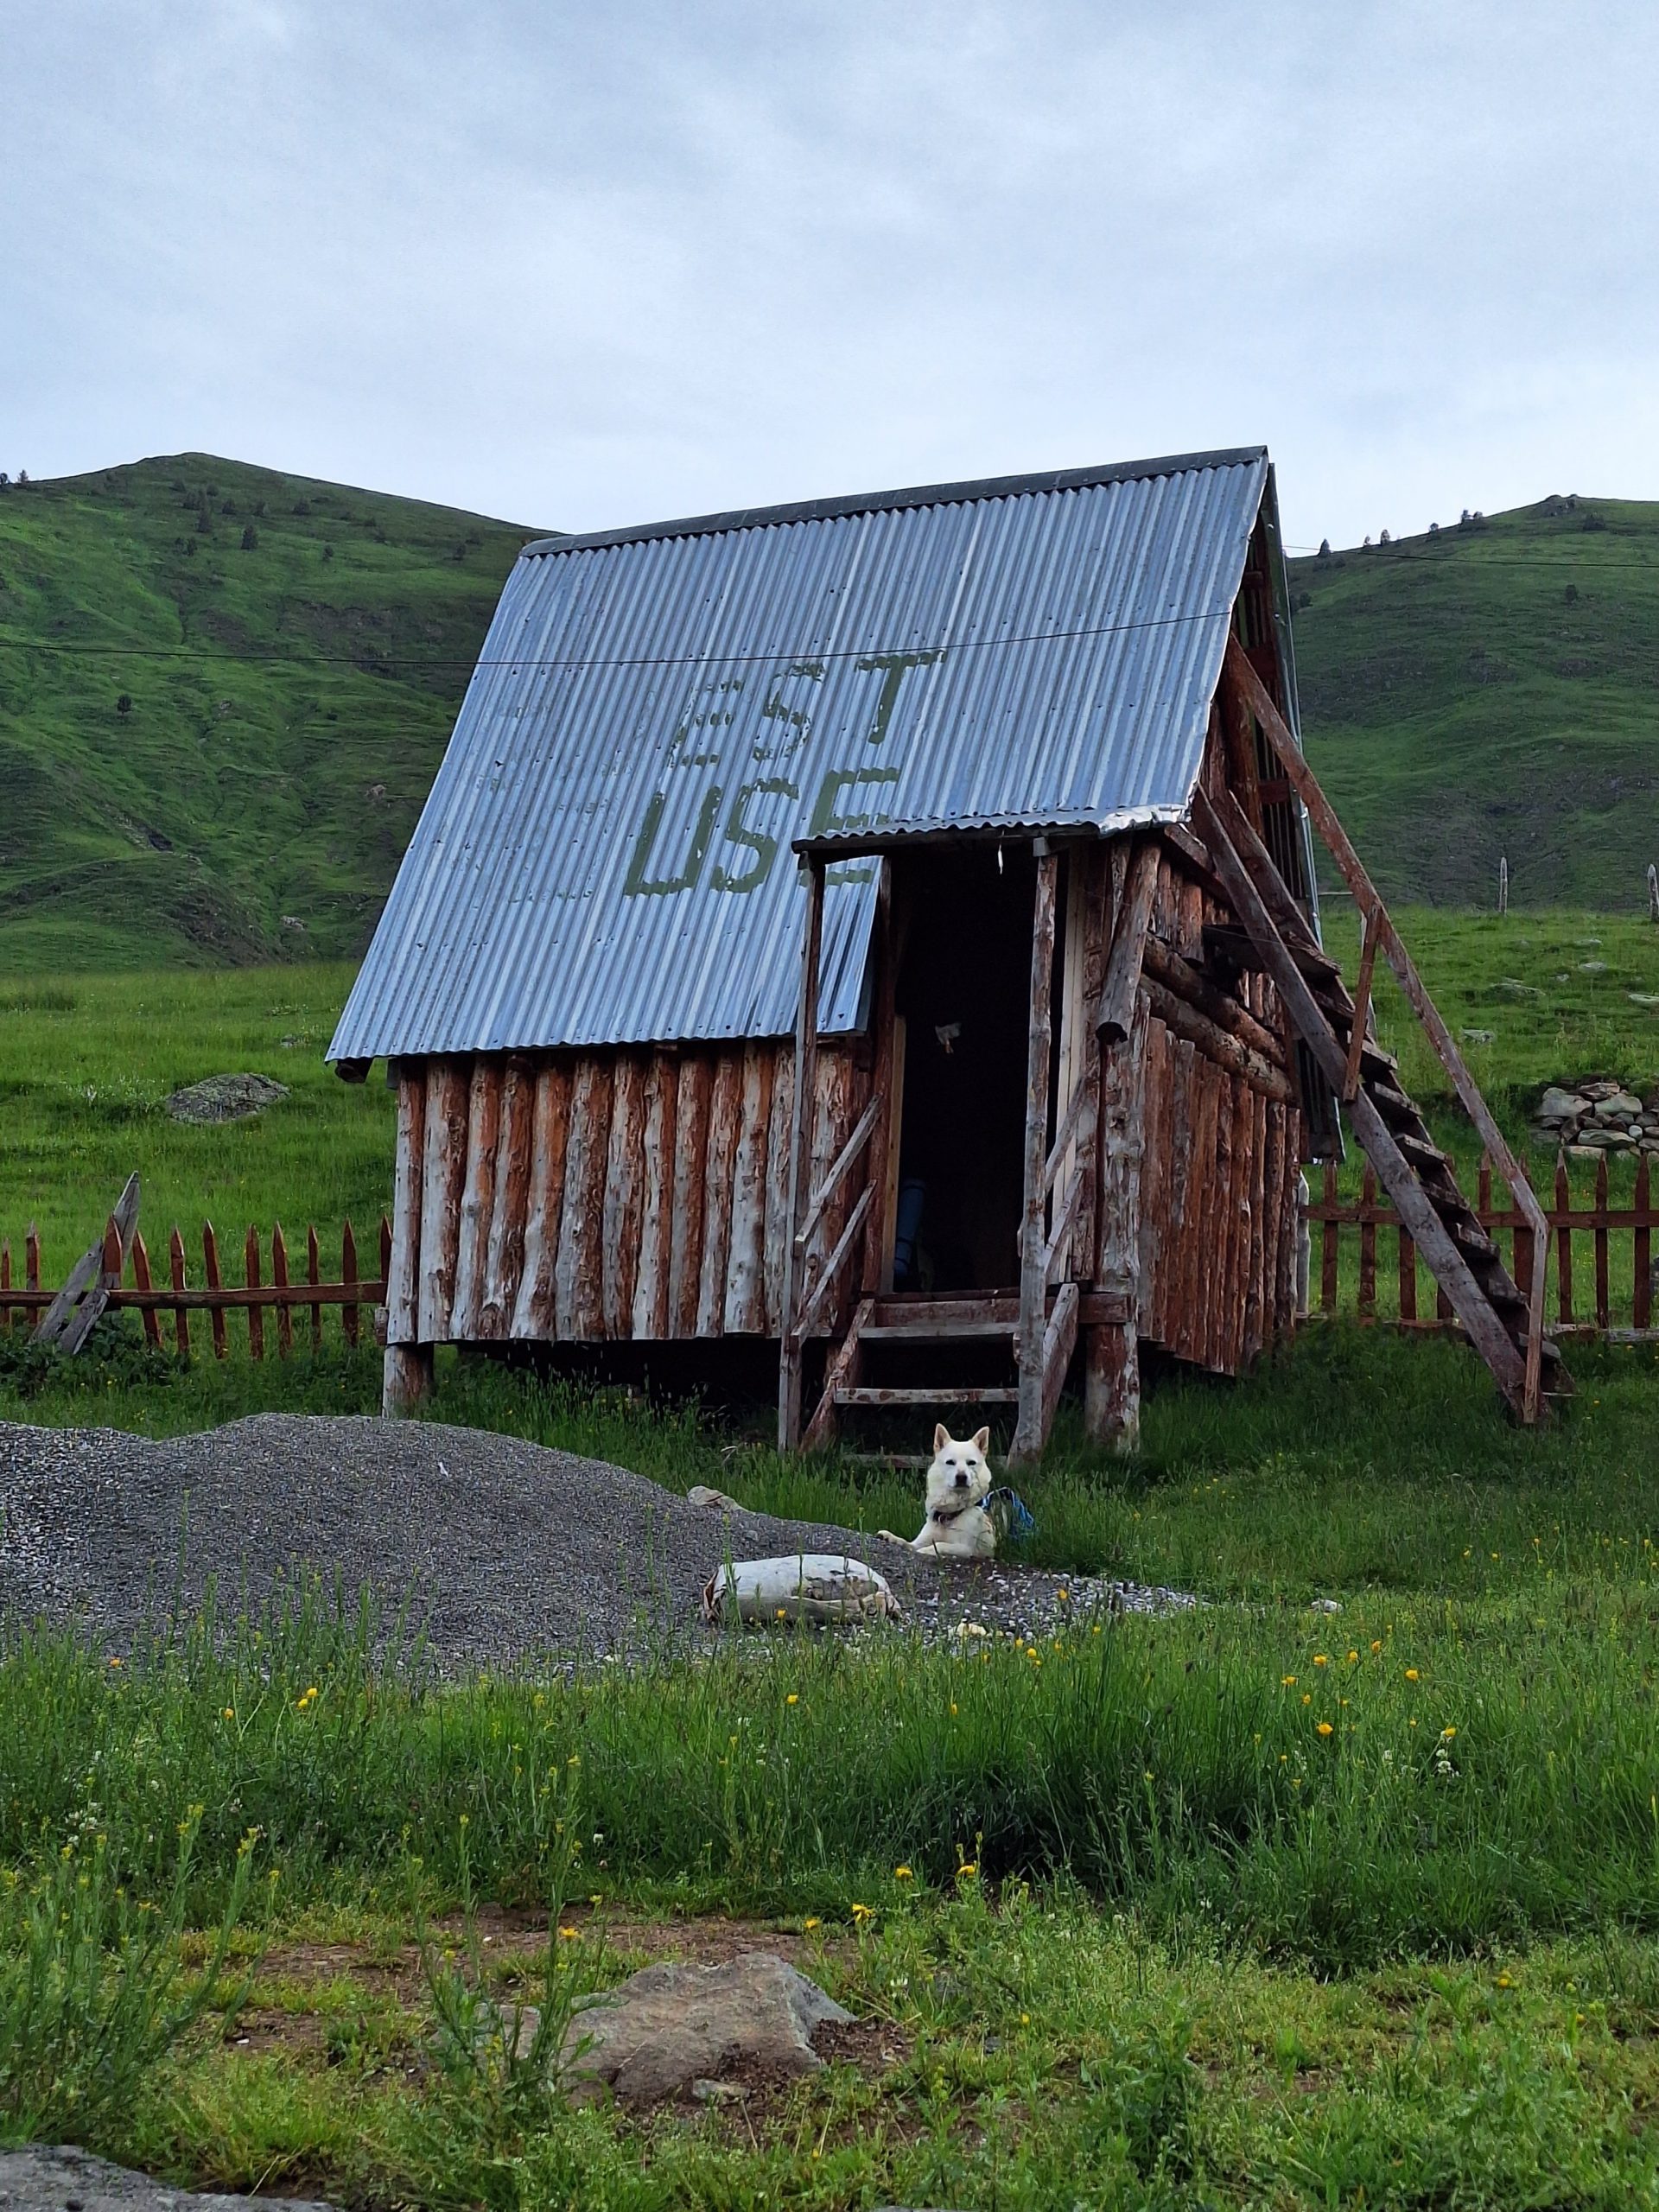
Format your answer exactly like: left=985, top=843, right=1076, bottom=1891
left=3, top=919, right=1659, bottom=2204
left=0, top=456, right=538, bottom=970
left=1291, top=495, right=1659, bottom=910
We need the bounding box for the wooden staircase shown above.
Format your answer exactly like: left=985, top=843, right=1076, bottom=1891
left=1197, top=638, right=1567, bottom=1421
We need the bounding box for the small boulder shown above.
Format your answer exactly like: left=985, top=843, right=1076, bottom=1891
left=165, top=1074, right=289, bottom=1125
left=1536, top=1086, right=1583, bottom=1125
left=0, top=2145, right=336, bottom=2212
left=563, top=1953, right=853, bottom=2108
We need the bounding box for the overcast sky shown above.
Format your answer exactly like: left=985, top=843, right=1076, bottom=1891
left=7, top=1, right=1656, bottom=548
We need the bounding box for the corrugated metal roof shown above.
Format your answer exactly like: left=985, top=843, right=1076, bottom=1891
left=329, top=447, right=1272, bottom=1059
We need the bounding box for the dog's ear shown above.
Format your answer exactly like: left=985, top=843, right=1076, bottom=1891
left=970, top=1426, right=990, bottom=1457
left=933, top=1422, right=950, bottom=1454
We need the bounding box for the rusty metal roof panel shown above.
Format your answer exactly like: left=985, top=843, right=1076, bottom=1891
left=329, top=447, right=1270, bottom=1058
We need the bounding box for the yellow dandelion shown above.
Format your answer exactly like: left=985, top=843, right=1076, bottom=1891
left=786, top=1694, right=799, bottom=1706
left=1282, top=1675, right=1297, bottom=1688
left=222, top=1707, right=234, bottom=1719
left=1441, top=1726, right=1457, bottom=1740
left=1346, top=1650, right=1358, bottom=1663
left=851, top=1902, right=874, bottom=1923
left=107, top=1656, right=123, bottom=1669
left=558, top=1925, right=578, bottom=1940
left=1370, top=1639, right=1382, bottom=1653
left=1497, top=1972, right=1513, bottom=1988
left=1313, top=1654, right=1328, bottom=1667
left=894, top=1865, right=912, bottom=1880
left=804, top=1916, right=820, bottom=1929
left=1404, top=1668, right=1420, bottom=1681
left=1316, top=1720, right=1333, bottom=1738
left=1301, top=1694, right=1312, bottom=1706
left=957, top=1861, right=977, bottom=1879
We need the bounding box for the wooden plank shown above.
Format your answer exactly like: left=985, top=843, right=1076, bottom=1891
left=270, top=1224, right=292, bottom=1358
left=779, top=856, right=826, bottom=1448
left=169, top=1227, right=190, bottom=1357
left=696, top=1052, right=744, bottom=1337
left=1594, top=1154, right=1611, bottom=1332
left=416, top=1058, right=469, bottom=1343
left=797, top=1093, right=881, bottom=1259
left=1039, top=1279, right=1079, bottom=1447
left=1012, top=845, right=1059, bottom=1465
left=1342, top=913, right=1381, bottom=1102
left=836, top=1384, right=1020, bottom=1408
left=1135, top=1016, right=1166, bottom=1338
left=860, top=863, right=903, bottom=1297
left=1637, top=1155, right=1652, bottom=1331
left=245, top=1226, right=264, bottom=1360
left=804, top=1295, right=873, bottom=1451
left=1194, top=783, right=1529, bottom=1405
left=450, top=1061, right=503, bottom=1341
left=35, top=1174, right=141, bottom=1351
left=792, top=1184, right=874, bottom=1340
left=762, top=1043, right=794, bottom=1332
left=307, top=1224, right=323, bottom=1351
left=1555, top=1154, right=1573, bottom=1326
left=1, top=1239, right=11, bottom=1333
left=602, top=1052, right=648, bottom=1338
left=480, top=1056, right=535, bottom=1339
left=512, top=1061, right=572, bottom=1339
left=1189, top=1053, right=1222, bottom=1367
left=130, top=1231, right=163, bottom=1351
left=1398, top=1218, right=1417, bottom=1324
left=556, top=1057, right=613, bottom=1341
left=668, top=1056, right=714, bottom=1340
left=203, top=1224, right=227, bottom=1358
left=1358, top=1165, right=1377, bottom=1318
left=1140, top=975, right=1295, bottom=1103
left=632, top=1052, right=679, bottom=1339
left=724, top=1045, right=776, bottom=1335
left=385, top=1068, right=427, bottom=1349
left=1094, top=840, right=1160, bottom=1041
left=342, top=1219, right=361, bottom=1346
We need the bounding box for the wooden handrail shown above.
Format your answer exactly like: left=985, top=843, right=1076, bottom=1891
left=790, top=1184, right=874, bottom=1343
left=1224, top=635, right=1551, bottom=1421
left=1043, top=1076, right=1090, bottom=1195
left=794, top=1094, right=882, bottom=1258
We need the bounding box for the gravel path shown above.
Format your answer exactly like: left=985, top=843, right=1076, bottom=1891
left=0, top=1414, right=1192, bottom=1670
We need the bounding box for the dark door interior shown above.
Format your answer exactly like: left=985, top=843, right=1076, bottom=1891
left=890, top=844, right=1043, bottom=1293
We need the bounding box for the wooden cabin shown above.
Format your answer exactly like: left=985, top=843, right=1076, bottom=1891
left=332, top=448, right=1561, bottom=1454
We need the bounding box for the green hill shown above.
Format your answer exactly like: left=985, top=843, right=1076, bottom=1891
left=0, top=455, right=538, bottom=969
left=1290, top=496, right=1659, bottom=910
left=2, top=458, right=1655, bottom=976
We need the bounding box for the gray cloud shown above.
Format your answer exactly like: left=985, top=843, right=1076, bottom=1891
left=6, top=0, right=1656, bottom=544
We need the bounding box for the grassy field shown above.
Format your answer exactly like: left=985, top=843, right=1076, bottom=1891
left=0, top=457, right=537, bottom=969
left=3, top=918, right=1658, bottom=2207
left=1290, top=495, right=1659, bottom=910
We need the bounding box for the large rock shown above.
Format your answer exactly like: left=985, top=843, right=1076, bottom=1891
left=0, top=2146, right=335, bottom=2212
left=564, top=1952, right=853, bottom=2107
left=1537, top=1086, right=1584, bottom=1126
left=164, top=1075, right=289, bottom=1126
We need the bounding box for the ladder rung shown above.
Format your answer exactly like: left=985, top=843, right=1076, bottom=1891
left=859, top=1320, right=1015, bottom=1342
left=834, top=1386, right=1021, bottom=1407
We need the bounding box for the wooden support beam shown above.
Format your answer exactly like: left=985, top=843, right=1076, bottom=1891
left=778, top=856, right=825, bottom=1451
left=1012, top=844, right=1060, bottom=1465
left=791, top=1185, right=874, bottom=1342
left=802, top=1295, right=872, bottom=1452
left=1086, top=995, right=1147, bottom=1452
left=1343, top=912, right=1381, bottom=1103
left=1094, top=840, right=1160, bottom=1042
left=1139, top=976, right=1296, bottom=1104
left=382, top=1342, right=435, bottom=1414
left=1039, top=1279, right=1079, bottom=1445
left=1194, top=784, right=1529, bottom=1408
left=795, top=1095, right=881, bottom=1259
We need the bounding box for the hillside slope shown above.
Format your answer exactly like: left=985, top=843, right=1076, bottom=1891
left=1290, top=496, right=1659, bottom=909
left=0, top=456, right=537, bottom=968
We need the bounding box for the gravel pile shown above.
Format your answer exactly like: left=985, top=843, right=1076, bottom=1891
left=0, top=1414, right=1192, bottom=1671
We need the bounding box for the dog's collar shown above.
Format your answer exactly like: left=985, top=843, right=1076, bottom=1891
left=930, top=1497, right=984, bottom=1523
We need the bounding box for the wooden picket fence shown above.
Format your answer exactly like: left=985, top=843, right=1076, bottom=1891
left=1304, top=1152, right=1657, bottom=1339
left=2, top=1217, right=391, bottom=1358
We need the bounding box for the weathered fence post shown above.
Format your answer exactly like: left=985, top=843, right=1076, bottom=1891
left=1649, top=862, right=1658, bottom=923
left=1497, top=855, right=1508, bottom=915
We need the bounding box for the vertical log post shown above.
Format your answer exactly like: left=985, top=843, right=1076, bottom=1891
left=245, top=1227, right=264, bottom=1360
left=1636, top=1154, right=1652, bottom=1332
left=1320, top=1160, right=1339, bottom=1313
left=1358, top=1165, right=1377, bottom=1318
left=271, top=1223, right=292, bottom=1359
left=342, top=1220, right=360, bottom=1349
left=168, top=1227, right=190, bottom=1358
left=778, top=855, right=824, bottom=1452
left=1593, top=1154, right=1611, bottom=1332
left=1012, top=842, right=1059, bottom=1465
left=1554, top=1154, right=1573, bottom=1327
left=130, top=1230, right=162, bottom=1351
left=1086, top=995, right=1147, bottom=1451
left=1397, top=1222, right=1416, bottom=1323
left=202, top=1224, right=227, bottom=1359
left=307, top=1225, right=322, bottom=1352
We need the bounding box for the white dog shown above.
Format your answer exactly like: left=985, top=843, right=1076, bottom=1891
left=878, top=1425, right=996, bottom=1559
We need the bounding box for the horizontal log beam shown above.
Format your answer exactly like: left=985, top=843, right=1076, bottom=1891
left=1141, top=933, right=1287, bottom=1067
left=1141, top=976, right=1296, bottom=1104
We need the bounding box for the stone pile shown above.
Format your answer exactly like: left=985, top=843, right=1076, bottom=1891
left=1534, top=1077, right=1659, bottom=1155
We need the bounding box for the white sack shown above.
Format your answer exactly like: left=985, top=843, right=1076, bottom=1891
left=700, top=1554, right=900, bottom=1626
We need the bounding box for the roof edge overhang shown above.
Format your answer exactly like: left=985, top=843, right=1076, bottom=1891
left=791, top=803, right=1191, bottom=861
left=522, top=446, right=1269, bottom=561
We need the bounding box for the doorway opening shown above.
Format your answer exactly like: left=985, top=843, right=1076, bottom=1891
left=888, top=843, right=1058, bottom=1294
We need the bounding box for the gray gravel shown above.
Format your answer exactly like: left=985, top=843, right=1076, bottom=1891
left=0, top=1414, right=1192, bottom=1670
left=0, top=2145, right=335, bottom=2212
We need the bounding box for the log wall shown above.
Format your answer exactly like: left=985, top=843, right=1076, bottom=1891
left=1125, top=836, right=1303, bottom=1375
left=389, top=1041, right=869, bottom=1346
